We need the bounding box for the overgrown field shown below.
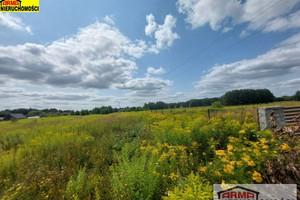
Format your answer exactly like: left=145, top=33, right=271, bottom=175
left=0, top=104, right=299, bottom=199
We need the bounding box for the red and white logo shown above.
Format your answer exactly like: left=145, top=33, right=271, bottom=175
left=218, top=186, right=259, bottom=200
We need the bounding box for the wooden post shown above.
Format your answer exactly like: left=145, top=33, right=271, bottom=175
left=208, top=109, right=210, bottom=120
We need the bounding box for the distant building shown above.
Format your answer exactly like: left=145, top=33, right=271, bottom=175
left=10, top=113, right=26, bottom=119
left=0, top=117, right=5, bottom=121
left=28, top=116, right=40, bottom=119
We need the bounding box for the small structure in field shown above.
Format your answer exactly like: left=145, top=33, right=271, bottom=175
left=258, top=106, right=285, bottom=130
left=10, top=113, right=26, bottom=120
left=0, top=117, right=5, bottom=121
left=28, top=116, right=40, bottom=119
left=258, top=106, right=300, bottom=132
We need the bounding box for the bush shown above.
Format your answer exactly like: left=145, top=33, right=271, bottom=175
left=163, top=172, right=212, bottom=200
left=110, top=143, right=161, bottom=200
left=211, top=101, right=224, bottom=108
left=66, top=167, right=104, bottom=200
left=200, top=130, right=278, bottom=184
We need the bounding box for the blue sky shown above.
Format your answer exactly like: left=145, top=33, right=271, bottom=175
left=0, top=0, right=300, bottom=109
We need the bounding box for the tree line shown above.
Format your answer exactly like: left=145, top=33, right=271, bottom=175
left=1, top=89, right=299, bottom=119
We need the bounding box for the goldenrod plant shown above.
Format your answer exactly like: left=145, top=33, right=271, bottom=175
left=0, top=104, right=299, bottom=199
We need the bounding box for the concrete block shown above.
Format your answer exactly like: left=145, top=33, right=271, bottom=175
left=257, top=106, right=285, bottom=130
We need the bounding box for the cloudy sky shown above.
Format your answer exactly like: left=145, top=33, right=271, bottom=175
left=0, top=0, right=300, bottom=110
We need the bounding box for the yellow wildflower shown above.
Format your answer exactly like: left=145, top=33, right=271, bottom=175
left=223, top=164, right=234, bottom=174
left=169, top=173, right=178, bottom=180
left=216, top=150, right=226, bottom=156
left=242, top=155, right=250, bottom=163
left=227, top=145, right=233, bottom=152
left=260, top=138, right=267, bottom=144
left=153, top=171, right=159, bottom=175
left=253, top=149, right=261, bottom=156
left=239, top=130, right=246, bottom=134
left=236, top=161, right=243, bottom=166
left=230, top=161, right=236, bottom=165
left=152, top=149, right=159, bottom=155
left=158, top=152, right=168, bottom=162
left=229, top=137, right=239, bottom=143
left=247, top=160, right=256, bottom=167
left=221, top=157, right=229, bottom=163
left=271, top=138, right=276, bottom=142
left=199, top=166, right=207, bottom=172
left=215, top=171, right=221, bottom=176
left=252, top=171, right=263, bottom=183
left=262, top=145, right=269, bottom=149
left=281, top=143, right=291, bottom=151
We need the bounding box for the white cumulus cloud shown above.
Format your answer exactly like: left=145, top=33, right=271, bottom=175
left=147, top=67, right=166, bottom=75
left=177, top=0, right=300, bottom=32
left=0, top=13, right=32, bottom=34
left=263, top=10, right=300, bottom=32
left=0, top=21, right=172, bottom=99
left=145, top=14, right=179, bottom=53
left=145, top=14, right=157, bottom=37
left=195, top=32, right=300, bottom=97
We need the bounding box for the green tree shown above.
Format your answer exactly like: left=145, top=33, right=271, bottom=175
left=294, top=90, right=300, bottom=101
left=211, top=101, right=224, bottom=108
left=222, top=89, right=275, bottom=106
left=27, top=110, right=44, bottom=117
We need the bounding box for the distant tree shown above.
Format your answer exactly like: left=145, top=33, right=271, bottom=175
left=156, top=101, right=168, bottom=110
left=136, top=107, right=143, bottom=111
left=11, top=108, right=33, bottom=115
left=211, top=101, right=224, bottom=108
left=27, top=110, right=44, bottom=117
left=124, top=107, right=132, bottom=112
left=80, top=110, right=89, bottom=115
left=276, top=95, right=294, bottom=102
left=168, top=103, right=177, bottom=109
left=0, top=111, right=12, bottom=120
left=222, top=89, right=275, bottom=106
left=256, top=89, right=275, bottom=103
left=294, top=90, right=300, bottom=101
left=91, top=107, right=100, bottom=114
left=147, top=102, right=156, bottom=110
left=143, top=103, right=150, bottom=110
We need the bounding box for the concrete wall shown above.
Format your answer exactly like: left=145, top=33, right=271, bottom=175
left=257, top=106, right=285, bottom=130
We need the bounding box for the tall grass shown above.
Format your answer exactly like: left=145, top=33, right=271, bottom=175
left=0, top=102, right=299, bottom=199
left=0, top=112, right=149, bottom=199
